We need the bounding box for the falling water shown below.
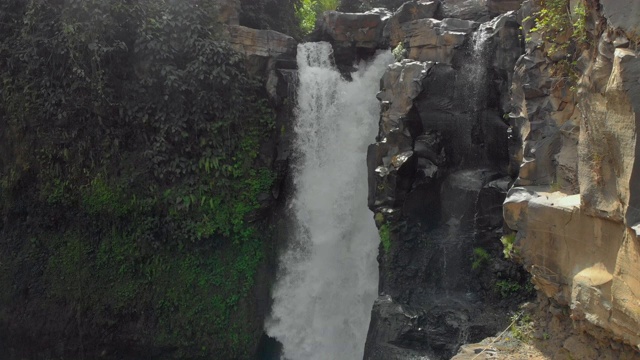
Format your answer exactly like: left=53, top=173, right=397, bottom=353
left=265, top=42, right=393, bottom=360
left=467, top=22, right=492, bottom=111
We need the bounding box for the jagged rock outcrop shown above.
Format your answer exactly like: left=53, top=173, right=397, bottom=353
left=600, top=0, right=640, bottom=35
left=503, top=0, right=640, bottom=355
left=226, top=25, right=297, bottom=101
left=314, top=0, right=522, bottom=64
left=384, top=1, right=440, bottom=45
left=394, top=17, right=475, bottom=63
left=312, top=9, right=391, bottom=66
left=363, top=3, right=526, bottom=358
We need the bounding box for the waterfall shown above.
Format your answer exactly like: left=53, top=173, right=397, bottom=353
left=265, top=42, right=393, bottom=360
left=467, top=22, right=492, bottom=112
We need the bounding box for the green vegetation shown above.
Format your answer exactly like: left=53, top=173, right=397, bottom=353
left=296, top=0, right=340, bottom=35
left=374, top=212, right=385, bottom=226
left=509, top=311, right=534, bottom=342
left=529, top=0, right=588, bottom=55
left=527, top=0, right=589, bottom=87
left=392, top=42, right=406, bottom=62
left=379, top=223, right=392, bottom=252
left=0, top=0, right=284, bottom=357
left=501, top=233, right=517, bottom=259
left=471, top=247, right=491, bottom=270
left=549, top=180, right=562, bottom=192
left=496, top=279, right=522, bottom=298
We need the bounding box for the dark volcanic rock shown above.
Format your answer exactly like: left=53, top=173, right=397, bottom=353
left=312, top=10, right=390, bottom=65
left=384, top=1, right=442, bottom=47
left=364, top=6, right=525, bottom=360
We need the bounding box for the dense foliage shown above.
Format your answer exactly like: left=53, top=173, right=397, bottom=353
left=0, top=0, right=285, bottom=358
left=297, top=0, right=339, bottom=35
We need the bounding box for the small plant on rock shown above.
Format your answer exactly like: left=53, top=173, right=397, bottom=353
left=526, top=0, right=590, bottom=90
left=500, top=233, right=517, bottom=259
left=509, top=311, right=534, bottom=342
left=471, top=247, right=491, bottom=270
left=392, top=42, right=406, bottom=61
left=496, top=279, right=522, bottom=298
left=379, top=223, right=391, bottom=252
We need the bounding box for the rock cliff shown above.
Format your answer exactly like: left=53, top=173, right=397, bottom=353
left=317, top=0, right=640, bottom=358
left=503, top=0, right=640, bottom=356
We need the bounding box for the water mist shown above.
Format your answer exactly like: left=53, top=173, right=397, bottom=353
left=265, top=42, right=393, bottom=360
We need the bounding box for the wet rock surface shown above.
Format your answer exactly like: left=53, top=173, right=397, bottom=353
left=362, top=2, right=527, bottom=359
left=321, top=0, right=640, bottom=358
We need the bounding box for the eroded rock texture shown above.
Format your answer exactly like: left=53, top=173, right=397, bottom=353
left=360, top=2, right=526, bottom=359
left=315, top=0, right=640, bottom=357
left=504, top=0, right=640, bottom=355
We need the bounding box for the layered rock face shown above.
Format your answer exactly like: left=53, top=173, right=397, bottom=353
left=314, top=0, right=640, bottom=358
left=504, top=0, right=640, bottom=355
left=312, top=1, right=526, bottom=358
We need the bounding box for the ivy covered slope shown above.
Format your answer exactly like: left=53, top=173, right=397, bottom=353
left=0, top=0, right=292, bottom=358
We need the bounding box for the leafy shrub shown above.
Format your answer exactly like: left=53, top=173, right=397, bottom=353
left=509, top=311, right=534, bottom=342
left=527, top=0, right=589, bottom=87
left=297, top=0, right=340, bottom=35
left=392, top=42, right=406, bottom=61
left=529, top=0, right=588, bottom=54
left=496, top=279, right=522, bottom=298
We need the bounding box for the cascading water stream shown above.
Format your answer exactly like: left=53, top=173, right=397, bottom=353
left=265, top=42, right=393, bottom=360
left=467, top=22, right=492, bottom=111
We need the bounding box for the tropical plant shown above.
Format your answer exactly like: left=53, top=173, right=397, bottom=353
left=0, top=0, right=284, bottom=357
left=297, top=0, right=340, bottom=35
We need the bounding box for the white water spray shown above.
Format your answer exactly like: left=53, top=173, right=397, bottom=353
left=467, top=22, right=492, bottom=111
left=265, top=42, right=393, bottom=360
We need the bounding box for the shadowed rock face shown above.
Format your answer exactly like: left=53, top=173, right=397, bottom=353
left=359, top=3, right=524, bottom=358
left=309, top=0, right=640, bottom=358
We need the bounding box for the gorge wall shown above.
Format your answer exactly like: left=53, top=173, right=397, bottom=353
left=2, top=0, right=640, bottom=358
left=503, top=0, right=640, bottom=356
left=314, top=0, right=640, bottom=359
left=0, top=1, right=297, bottom=358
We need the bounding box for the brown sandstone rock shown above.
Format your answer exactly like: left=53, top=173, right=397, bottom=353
left=226, top=25, right=296, bottom=100
left=579, top=48, right=640, bottom=226
left=227, top=25, right=296, bottom=59
left=394, top=18, right=473, bottom=63
left=503, top=190, right=640, bottom=349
